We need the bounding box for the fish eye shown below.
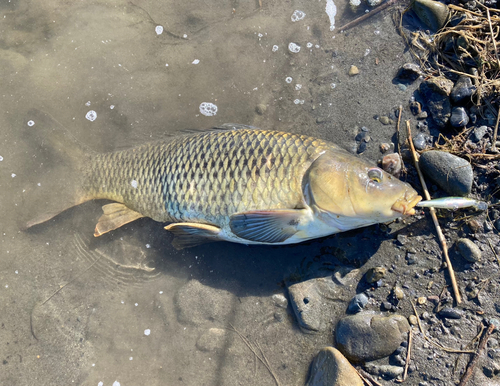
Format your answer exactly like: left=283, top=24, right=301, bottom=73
left=368, top=168, right=383, bottom=183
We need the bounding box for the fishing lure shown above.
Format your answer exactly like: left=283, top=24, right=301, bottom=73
left=416, top=197, right=488, bottom=211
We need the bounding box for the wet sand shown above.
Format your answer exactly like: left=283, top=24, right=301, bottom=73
left=0, top=1, right=427, bottom=385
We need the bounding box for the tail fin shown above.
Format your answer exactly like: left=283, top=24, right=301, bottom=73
left=20, top=109, right=92, bottom=229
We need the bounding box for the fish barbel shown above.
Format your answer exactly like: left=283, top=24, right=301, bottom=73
left=416, top=197, right=488, bottom=211
left=27, top=121, right=421, bottom=249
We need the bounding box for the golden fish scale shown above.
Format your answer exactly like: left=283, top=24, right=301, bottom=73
left=83, top=129, right=330, bottom=226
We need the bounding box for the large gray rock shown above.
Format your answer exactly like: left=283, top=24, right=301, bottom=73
left=335, top=312, right=410, bottom=362
left=287, top=276, right=343, bottom=333
left=419, top=151, right=473, bottom=196
left=306, top=347, right=363, bottom=386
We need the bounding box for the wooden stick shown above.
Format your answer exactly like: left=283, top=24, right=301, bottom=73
left=490, top=104, right=500, bottom=153
left=406, top=121, right=462, bottom=303
left=339, top=0, right=398, bottom=31
left=458, top=322, right=496, bottom=386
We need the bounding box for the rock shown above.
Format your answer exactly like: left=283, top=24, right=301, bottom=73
left=393, top=286, right=405, bottom=300
left=419, top=78, right=453, bottom=127
left=419, top=151, right=473, bottom=196
left=365, top=364, right=404, bottom=379
left=413, top=132, right=430, bottom=150
left=355, top=131, right=370, bottom=142
left=305, top=347, right=363, bottom=386
left=471, top=125, right=488, bottom=142
left=357, top=141, right=368, bottom=154
left=451, top=76, right=476, bottom=104
left=196, top=328, right=227, bottom=352
left=272, top=294, right=288, bottom=308
left=379, top=116, right=392, bottom=125
left=349, top=65, right=359, bottom=76
left=382, top=301, right=393, bottom=311
left=397, top=63, right=422, bottom=83
left=409, top=315, right=418, bottom=325
left=413, top=0, right=450, bottom=31
left=450, top=106, right=469, bottom=128
left=439, top=307, right=463, bottom=319
left=365, top=267, right=386, bottom=283
left=382, top=153, right=402, bottom=177
left=287, top=276, right=342, bottom=333
left=380, top=142, right=391, bottom=153
left=410, top=101, right=422, bottom=115
left=255, top=104, right=267, bottom=115
left=175, top=279, right=235, bottom=325
left=420, top=76, right=454, bottom=97
left=455, top=238, right=481, bottom=262
left=335, top=312, right=410, bottom=362
left=347, top=293, right=369, bottom=314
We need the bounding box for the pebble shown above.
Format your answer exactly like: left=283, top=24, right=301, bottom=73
left=255, top=104, right=266, bottom=115
left=419, top=151, right=473, bottom=196
left=397, top=63, right=422, bottom=83
left=365, top=267, right=386, bottom=283
left=364, top=364, right=404, bottom=379
left=409, top=315, right=418, bottom=325
left=347, top=293, right=369, bottom=314
left=305, top=347, right=363, bottom=386
left=272, top=294, right=288, bottom=308
left=380, top=142, right=391, bottom=153
left=413, top=132, right=430, bottom=150
left=439, top=307, right=463, bottom=319
left=416, top=111, right=428, bottom=120
left=450, top=106, right=469, bottom=128
left=393, top=286, right=405, bottom=300
left=410, top=101, right=422, bottom=115
left=288, top=276, right=340, bottom=333
left=417, top=296, right=427, bottom=305
left=419, top=77, right=453, bottom=127
left=455, top=238, right=481, bottom=262
left=412, top=0, right=450, bottom=31
left=451, top=76, right=476, bottom=104
left=349, top=65, right=359, bottom=76
left=471, top=125, right=488, bottom=142
left=420, top=76, right=454, bottom=96
left=335, top=312, right=410, bottom=362
left=382, top=301, right=393, bottom=311
left=379, top=116, right=392, bottom=125
left=382, top=153, right=402, bottom=177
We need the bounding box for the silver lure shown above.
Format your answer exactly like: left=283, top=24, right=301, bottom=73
left=416, top=197, right=488, bottom=211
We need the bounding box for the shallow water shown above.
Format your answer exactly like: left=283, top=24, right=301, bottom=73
left=0, top=1, right=419, bottom=385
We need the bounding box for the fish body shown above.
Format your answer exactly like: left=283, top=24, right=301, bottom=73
left=76, top=126, right=420, bottom=248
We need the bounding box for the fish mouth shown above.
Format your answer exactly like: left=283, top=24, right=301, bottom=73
left=391, top=191, right=422, bottom=216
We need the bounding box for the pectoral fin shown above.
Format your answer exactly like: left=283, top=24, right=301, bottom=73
left=94, top=203, right=144, bottom=237
left=164, top=223, right=222, bottom=250
left=229, top=209, right=306, bottom=243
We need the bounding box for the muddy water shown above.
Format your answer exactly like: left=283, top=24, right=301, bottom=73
left=0, top=1, right=418, bottom=385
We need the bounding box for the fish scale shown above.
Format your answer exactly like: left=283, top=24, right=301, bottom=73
left=83, top=129, right=329, bottom=227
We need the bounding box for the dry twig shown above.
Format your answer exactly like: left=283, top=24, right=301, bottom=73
left=407, top=121, right=462, bottom=304
left=458, top=322, right=496, bottom=386
left=339, top=0, right=399, bottom=31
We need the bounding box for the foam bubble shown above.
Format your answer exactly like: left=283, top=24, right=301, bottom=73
left=27, top=120, right=35, bottom=127
left=288, top=42, right=301, bottom=53
left=199, top=102, right=218, bottom=117
left=131, top=180, right=138, bottom=189
left=291, top=10, right=306, bottom=22
left=192, top=59, right=200, bottom=64
left=295, top=84, right=302, bottom=90
left=144, top=329, right=151, bottom=336
left=325, top=0, right=337, bottom=31
left=0, top=156, right=3, bottom=161
left=272, top=45, right=278, bottom=52
left=155, top=25, right=163, bottom=35
left=85, top=110, right=97, bottom=122
left=285, top=77, right=293, bottom=83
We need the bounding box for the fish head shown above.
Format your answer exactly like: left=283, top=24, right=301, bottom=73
left=304, top=150, right=421, bottom=228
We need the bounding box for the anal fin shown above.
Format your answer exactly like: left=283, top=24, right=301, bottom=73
left=229, top=209, right=306, bottom=243
left=164, top=223, right=221, bottom=250
left=94, top=203, right=144, bottom=237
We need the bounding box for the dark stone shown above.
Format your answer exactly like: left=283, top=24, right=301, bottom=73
left=455, top=238, right=481, bottom=262
left=450, top=107, right=469, bottom=128
left=439, top=307, right=463, bottom=319
left=397, top=63, right=422, bottom=83
left=451, top=76, right=476, bottom=104
left=471, top=126, right=488, bottom=142
left=410, top=101, right=422, bottom=115
left=335, top=312, right=410, bottom=362
left=347, top=293, right=369, bottom=314
left=419, top=151, right=473, bottom=196
left=413, top=132, right=430, bottom=150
